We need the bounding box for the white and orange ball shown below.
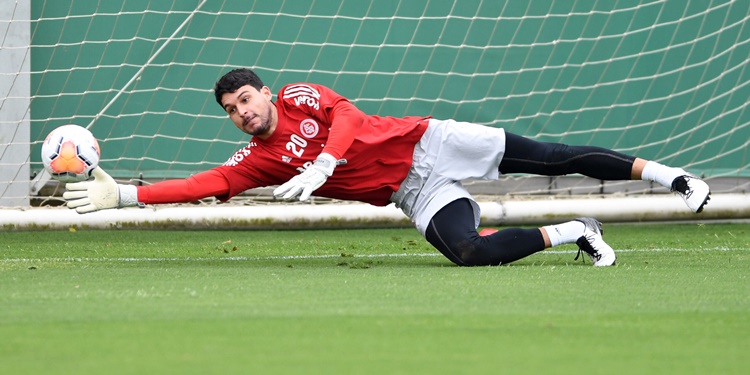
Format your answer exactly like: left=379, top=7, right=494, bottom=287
left=41, top=124, right=100, bottom=183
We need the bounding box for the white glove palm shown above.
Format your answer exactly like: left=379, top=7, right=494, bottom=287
left=63, top=167, right=138, bottom=213
left=273, top=153, right=337, bottom=201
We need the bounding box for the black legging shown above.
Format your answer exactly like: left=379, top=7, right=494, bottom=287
left=498, top=132, right=636, bottom=179
left=425, top=198, right=545, bottom=266
left=424, top=132, right=636, bottom=266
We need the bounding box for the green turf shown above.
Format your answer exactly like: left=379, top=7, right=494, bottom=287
left=0, top=223, right=748, bottom=374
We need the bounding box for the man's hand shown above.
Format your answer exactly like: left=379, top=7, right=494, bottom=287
left=273, top=153, right=337, bottom=201
left=63, top=167, right=138, bottom=213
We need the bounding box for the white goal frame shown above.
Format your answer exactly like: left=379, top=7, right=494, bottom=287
left=2, top=0, right=749, bottom=230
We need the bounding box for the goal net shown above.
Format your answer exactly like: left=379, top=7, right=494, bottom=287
left=2, top=0, right=749, bottom=228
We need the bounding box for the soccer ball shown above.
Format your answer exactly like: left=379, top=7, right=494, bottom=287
left=41, top=124, right=101, bottom=183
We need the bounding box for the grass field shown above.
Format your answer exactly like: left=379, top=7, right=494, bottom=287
left=1, top=223, right=748, bottom=374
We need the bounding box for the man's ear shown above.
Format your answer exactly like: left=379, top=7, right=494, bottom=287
left=261, top=86, right=273, bottom=100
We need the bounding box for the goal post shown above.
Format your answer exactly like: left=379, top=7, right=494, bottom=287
left=2, top=0, right=749, bottom=229
left=0, top=1, right=31, bottom=207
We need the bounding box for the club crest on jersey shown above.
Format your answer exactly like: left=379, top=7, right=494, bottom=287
left=300, top=119, right=319, bottom=138
left=283, top=84, right=320, bottom=110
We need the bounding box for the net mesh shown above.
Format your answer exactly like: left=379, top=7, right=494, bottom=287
left=3, top=0, right=749, bottom=208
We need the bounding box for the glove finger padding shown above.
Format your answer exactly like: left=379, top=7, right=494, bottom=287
left=278, top=178, right=305, bottom=200
left=91, top=166, right=114, bottom=182
left=284, top=188, right=304, bottom=200
left=65, top=196, right=91, bottom=209
left=64, top=180, right=94, bottom=192
left=299, top=185, right=315, bottom=202
left=62, top=189, right=90, bottom=200
left=76, top=202, right=101, bottom=214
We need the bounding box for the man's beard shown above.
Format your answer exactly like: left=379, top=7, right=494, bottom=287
left=246, top=105, right=273, bottom=136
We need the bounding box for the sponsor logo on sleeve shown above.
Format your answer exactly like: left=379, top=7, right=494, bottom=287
left=223, top=142, right=256, bottom=167
left=283, top=84, right=320, bottom=110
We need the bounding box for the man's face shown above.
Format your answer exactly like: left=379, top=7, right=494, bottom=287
left=221, top=85, right=276, bottom=138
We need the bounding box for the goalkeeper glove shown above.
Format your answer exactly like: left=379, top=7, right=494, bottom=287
left=63, top=167, right=140, bottom=214
left=273, top=153, right=338, bottom=201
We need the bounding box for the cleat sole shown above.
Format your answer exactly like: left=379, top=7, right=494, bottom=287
left=696, top=194, right=711, bottom=213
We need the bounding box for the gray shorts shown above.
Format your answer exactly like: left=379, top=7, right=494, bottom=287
left=390, top=119, right=506, bottom=236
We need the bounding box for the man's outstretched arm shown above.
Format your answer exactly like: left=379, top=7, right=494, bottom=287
left=64, top=167, right=231, bottom=213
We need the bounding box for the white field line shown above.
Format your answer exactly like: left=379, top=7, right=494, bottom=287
left=1, top=247, right=746, bottom=264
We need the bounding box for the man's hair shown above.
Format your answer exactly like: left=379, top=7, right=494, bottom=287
left=213, top=68, right=265, bottom=107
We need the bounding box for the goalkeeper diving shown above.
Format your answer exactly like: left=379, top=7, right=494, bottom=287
left=64, top=68, right=711, bottom=267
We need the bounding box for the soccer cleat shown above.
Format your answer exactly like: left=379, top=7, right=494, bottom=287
left=671, top=175, right=710, bottom=213
left=574, top=217, right=616, bottom=267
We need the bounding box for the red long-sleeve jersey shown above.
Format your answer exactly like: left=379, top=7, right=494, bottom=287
left=137, top=83, right=429, bottom=206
